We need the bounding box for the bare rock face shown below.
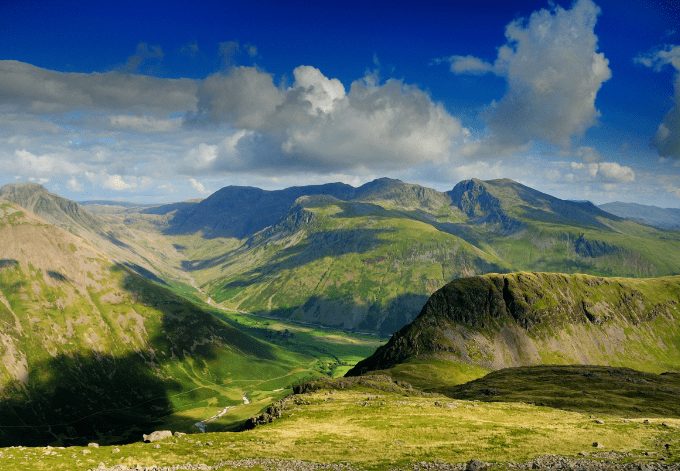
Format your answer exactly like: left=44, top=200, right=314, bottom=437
left=142, top=430, right=173, bottom=443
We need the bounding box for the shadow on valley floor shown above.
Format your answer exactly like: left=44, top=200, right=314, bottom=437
left=443, top=365, right=680, bottom=418
left=0, top=266, right=280, bottom=446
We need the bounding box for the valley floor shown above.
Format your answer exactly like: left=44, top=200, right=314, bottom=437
left=2, top=376, right=678, bottom=471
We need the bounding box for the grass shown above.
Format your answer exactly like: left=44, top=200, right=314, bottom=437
left=1, top=375, right=678, bottom=470
left=445, top=365, right=680, bottom=418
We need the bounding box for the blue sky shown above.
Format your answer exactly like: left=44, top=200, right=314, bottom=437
left=1, top=0, right=680, bottom=206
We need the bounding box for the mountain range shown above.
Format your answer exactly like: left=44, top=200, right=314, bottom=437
left=141, top=177, right=680, bottom=335
left=599, top=201, right=680, bottom=230
left=1, top=177, right=680, bottom=447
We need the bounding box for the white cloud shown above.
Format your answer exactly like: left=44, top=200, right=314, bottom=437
left=66, top=176, right=83, bottom=192
left=447, top=55, right=495, bottom=75
left=189, top=178, right=208, bottom=195
left=7, top=149, right=80, bottom=177
left=291, top=65, right=346, bottom=114
left=0, top=60, right=197, bottom=114
left=450, top=0, right=611, bottom=149
left=108, top=115, right=181, bottom=132
left=186, top=66, right=465, bottom=174
left=570, top=161, right=635, bottom=183
left=103, top=174, right=135, bottom=191
left=637, top=45, right=680, bottom=159
left=193, top=67, right=283, bottom=128
left=575, top=146, right=602, bottom=163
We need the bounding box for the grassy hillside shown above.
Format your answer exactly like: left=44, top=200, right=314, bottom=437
left=201, top=195, right=501, bottom=334
left=2, top=374, right=678, bottom=470
left=348, top=272, right=680, bottom=387
left=0, top=200, right=381, bottom=446
left=152, top=177, right=680, bottom=335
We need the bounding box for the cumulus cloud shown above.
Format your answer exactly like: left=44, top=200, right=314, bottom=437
left=193, top=67, right=283, bottom=128
left=67, top=176, right=83, bottom=192
left=0, top=57, right=470, bottom=196
left=447, top=55, right=495, bottom=75
left=450, top=0, right=611, bottom=149
left=570, top=161, right=635, bottom=183
left=186, top=65, right=465, bottom=174
left=99, top=174, right=151, bottom=191
left=103, top=174, right=135, bottom=191
left=637, top=45, right=680, bottom=159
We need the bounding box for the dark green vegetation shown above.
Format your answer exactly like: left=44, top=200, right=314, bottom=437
left=600, top=201, right=680, bottom=230
left=349, top=272, right=680, bottom=385
left=447, top=365, right=680, bottom=418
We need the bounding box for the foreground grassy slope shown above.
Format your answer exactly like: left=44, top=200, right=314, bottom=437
left=348, top=272, right=680, bottom=386
left=0, top=200, right=381, bottom=446
left=2, top=374, right=678, bottom=470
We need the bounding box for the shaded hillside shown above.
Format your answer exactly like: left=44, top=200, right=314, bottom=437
left=446, top=365, right=680, bottom=418
left=18, top=178, right=680, bottom=337
left=600, top=201, right=680, bottom=230
left=347, top=272, right=680, bottom=381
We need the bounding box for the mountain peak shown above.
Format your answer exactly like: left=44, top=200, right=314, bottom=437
left=0, top=181, right=100, bottom=234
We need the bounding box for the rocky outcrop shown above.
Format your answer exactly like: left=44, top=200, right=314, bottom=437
left=142, top=430, right=173, bottom=443
left=448, top=179, right=521, bottom=233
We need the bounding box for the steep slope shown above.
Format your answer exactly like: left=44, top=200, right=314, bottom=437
left=200, top=194, right=502, bottom=334
left=0, top=183, right=102, bottom=234
left=174, top=178, right=680, bottom=334
left=347, top=272, right=680, bottom=383
left=0, top=183, right=203, bottom=293
left=0, top=200, right=378, bottom=446
left=67, top=177, right=680, bottom=336
left=600, top=201, right=680, bottom=230
left=160, top=182, right=356, bottom=238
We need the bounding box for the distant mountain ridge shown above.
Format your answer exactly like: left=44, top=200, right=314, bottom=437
left=599, top=201, right=680, bottom=230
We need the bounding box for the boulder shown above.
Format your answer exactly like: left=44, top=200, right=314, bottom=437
left=142, top=430, right=173, bottom=443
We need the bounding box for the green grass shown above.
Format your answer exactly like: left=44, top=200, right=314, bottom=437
left=2, top=375, right=678, bottom=470
left=446, top=365, right=680, bottom=418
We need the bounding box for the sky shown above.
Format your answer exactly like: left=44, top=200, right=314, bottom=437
left=1, top=0, right=680, bottom=206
